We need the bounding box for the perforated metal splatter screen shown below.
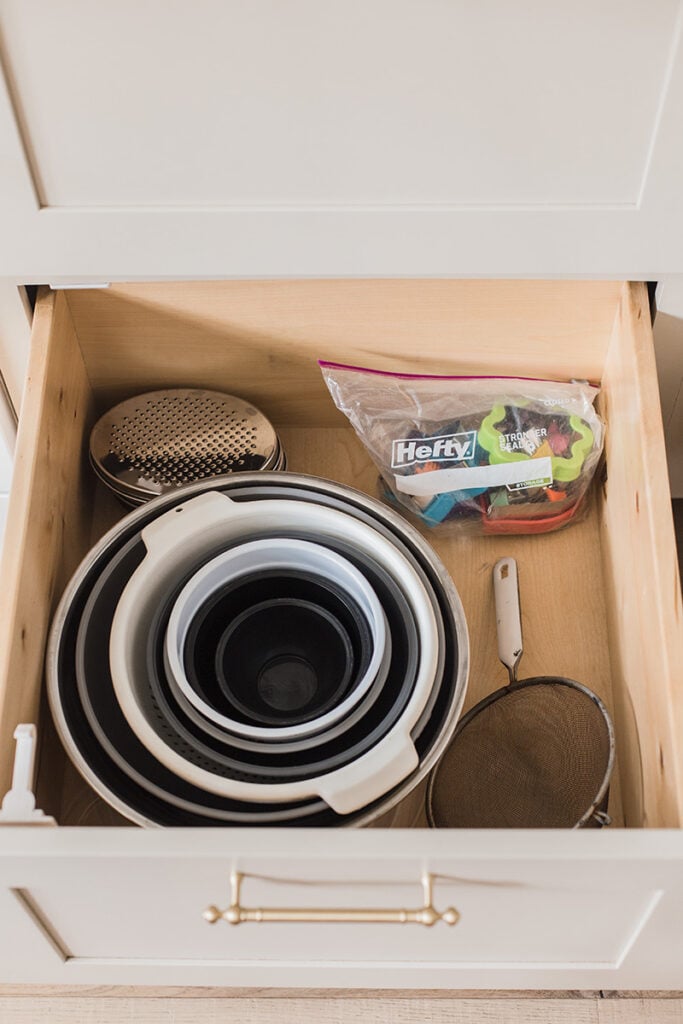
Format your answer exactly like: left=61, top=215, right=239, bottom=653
left=427, top=677, right=614, bottom=829
left=90, top=389, right=283, bottom=504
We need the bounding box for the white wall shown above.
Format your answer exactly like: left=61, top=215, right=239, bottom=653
left=0, top=423, right=13, bottom=554
left=655, top=280, right=683, bottom=499
left=0, top=283, right=26, bottom=556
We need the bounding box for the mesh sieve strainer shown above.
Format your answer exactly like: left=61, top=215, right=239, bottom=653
left=90, top=389, right=284, bottom=505
left=427, top=557, right=614, bottom=829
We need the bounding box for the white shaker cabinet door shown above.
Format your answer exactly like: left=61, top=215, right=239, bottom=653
left=1, top=1, right=683, bottom=281
left=1, top=829, right=682, bottom=989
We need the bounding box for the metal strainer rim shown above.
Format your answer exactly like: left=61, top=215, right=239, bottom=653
left=426, top=674, right=615, bottom=830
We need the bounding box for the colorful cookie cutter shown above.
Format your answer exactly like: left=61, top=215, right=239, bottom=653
left=482, top=499, right=583, bottom=535
left=478, top=404, right=594, bottom=484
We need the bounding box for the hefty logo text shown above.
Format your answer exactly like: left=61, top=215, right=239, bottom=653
left=391, top=431, right=477, bottom=469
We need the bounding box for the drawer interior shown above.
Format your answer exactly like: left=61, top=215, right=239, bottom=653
left=1, top=280, right=681, bottom=831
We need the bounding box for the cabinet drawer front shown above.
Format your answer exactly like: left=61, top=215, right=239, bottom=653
left=0, top=280, right=681, bottom=988
left=2, top=830, right=683, bottom=988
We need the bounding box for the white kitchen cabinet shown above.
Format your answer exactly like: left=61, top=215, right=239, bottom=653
left=1, top=831, right=683, bottom=989
left=0, top=279, right=680, bottom=989
left=1, top=1, right=683, bottom=280
left=0, top=0, right=682, bottom=993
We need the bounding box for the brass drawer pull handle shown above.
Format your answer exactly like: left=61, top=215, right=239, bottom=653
left=203, top=871, right=459, bottom=927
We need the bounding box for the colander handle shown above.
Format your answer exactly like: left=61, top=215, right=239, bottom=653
left=493, top=557, right=523, bottom=686
left=140, top=490, right=242, bottom=554
left=313, top=727, right=419, bottom=815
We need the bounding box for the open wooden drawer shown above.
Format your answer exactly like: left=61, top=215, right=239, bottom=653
left=0, top=280, right=681, bottom=990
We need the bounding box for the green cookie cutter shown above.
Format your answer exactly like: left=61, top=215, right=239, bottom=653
left=478, top=404, right=594, bottom=483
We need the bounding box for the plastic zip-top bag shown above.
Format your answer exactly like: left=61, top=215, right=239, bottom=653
left=320, top=363, right=605, bottom=535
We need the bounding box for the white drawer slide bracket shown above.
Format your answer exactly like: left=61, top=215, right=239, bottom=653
left=204, top=870, right=460, bottom=927
left=0, top=724, right=56, bottom=825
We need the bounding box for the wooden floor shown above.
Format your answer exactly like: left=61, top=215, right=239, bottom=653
left=1, top=991, right=683, bottom=1024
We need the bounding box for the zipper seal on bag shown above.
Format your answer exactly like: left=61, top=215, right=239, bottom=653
left=318, top=361, right=555, bottom=384
left=319, top=362, right=602, bottom=390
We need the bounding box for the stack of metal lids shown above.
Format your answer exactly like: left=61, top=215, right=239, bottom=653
left=89, top=389, right=285, bottom=506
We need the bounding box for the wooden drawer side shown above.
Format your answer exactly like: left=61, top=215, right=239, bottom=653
left=600, top=282, right=683, bottom=829
left=64, top=279, right=624, bottom=425
left=0, top=289, right=94, bottom=799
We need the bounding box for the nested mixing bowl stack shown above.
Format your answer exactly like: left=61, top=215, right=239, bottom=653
left=47, top=473, right=469, bottom=827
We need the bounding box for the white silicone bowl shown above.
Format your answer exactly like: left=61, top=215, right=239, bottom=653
left=164, top=537, right=387, bottom=740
